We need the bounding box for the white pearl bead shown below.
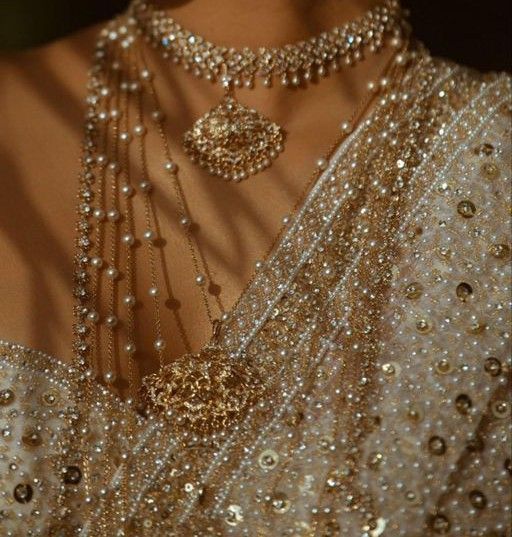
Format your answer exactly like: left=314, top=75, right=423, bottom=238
left=139, top=181, right=152, bottom=193
left=255, top=260, right=264, bottom=270
left=122, top=233, right=135, bottom=246
left=340, top=121, right=352, bottom=134
left=317, top=158, right=328, bottom=170
left=106, top=267, right=119, bottom=280
left=195, top=275, right=206, bottom=286
left=124, top=342, right=136, bottom=355
left=93, top=208, right=106, bottom=221
left=105, top=315, right=118, bottom=328
left=154, top=338, right=166, bottom=351
left=164, top=161, right=178, bottom=173
left=103, top=371, right=116, bottom=384
left=133, top=124, right=146, bottom=136
left=148, top=287, right=159, bottom=297
left=282, top=215, right=291, bottom=225
left=120, top=131, right=131, bottom=143
left=87, top=311, right=100, bottom=323
left=143, top=230, right=156, bottom=241
left=107, top=209, right=120, bottom=222
left=108, top=161, right=120, bottom=173
left=121, top=184, right=134, bottom=197
left=90, top=257, right=103, bottom=268
left=140, top=68, right=152, bottom=80
left=390, top=36, right=403, bottom=48
left=367, top=80, right=377, bottom=93
left=123, top=294, right=136, bottom=307
left=151, top=110, right=164, bottom=122
left=395, top=53, right=407, bottom=66
left=379, top=77, right=389, bottom=89
left=180, top=216, right=191, bottom=227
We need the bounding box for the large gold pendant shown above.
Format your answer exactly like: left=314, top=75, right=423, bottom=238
left=182, top=93, right=285, bottom=182
left=139, top=344, right=261, bottom=436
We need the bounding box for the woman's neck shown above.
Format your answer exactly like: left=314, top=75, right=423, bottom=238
left=150, top=0, right=380, bottom=49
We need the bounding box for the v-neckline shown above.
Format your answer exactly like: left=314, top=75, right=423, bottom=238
left=0, top=112, right=377, bottom=427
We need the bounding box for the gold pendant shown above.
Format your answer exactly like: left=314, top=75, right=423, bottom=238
left=182, top=91, right=285, bottom=182
left=139, top=337, right=261, bottom=435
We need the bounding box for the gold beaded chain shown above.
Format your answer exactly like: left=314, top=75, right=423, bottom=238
left=119, top=50, right=138, bottom=401
left=138, top=46, right=221, bottom=327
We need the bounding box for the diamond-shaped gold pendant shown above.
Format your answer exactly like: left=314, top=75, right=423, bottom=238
left=182, top=95, right=285, bottom=181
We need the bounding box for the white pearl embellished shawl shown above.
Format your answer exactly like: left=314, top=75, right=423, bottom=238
left=0, top=57, right=510, bottom=536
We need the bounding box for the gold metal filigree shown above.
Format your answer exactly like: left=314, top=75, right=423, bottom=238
left=139, top=343, right=261, bottom=435
left=182, top=95, right=285, bottom=181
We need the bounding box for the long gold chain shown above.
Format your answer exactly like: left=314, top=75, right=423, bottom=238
left=138, top=48, right=220, bottom=326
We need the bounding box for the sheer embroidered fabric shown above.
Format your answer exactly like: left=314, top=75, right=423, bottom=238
left=0, top=29, right=511, bottom=537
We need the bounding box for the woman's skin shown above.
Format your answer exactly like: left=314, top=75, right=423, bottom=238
left=0, top=0, right=393, bottom=395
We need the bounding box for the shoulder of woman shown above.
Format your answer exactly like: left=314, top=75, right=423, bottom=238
left=0, top=21, right=106, bottom=112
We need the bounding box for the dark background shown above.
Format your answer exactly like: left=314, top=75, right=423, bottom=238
left=0, top=0, right=510, bottom=72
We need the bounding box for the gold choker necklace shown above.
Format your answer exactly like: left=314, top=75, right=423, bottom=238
left=67, top=3, right=413, bottom=516
left=130, top=0, right=406, bottom=181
